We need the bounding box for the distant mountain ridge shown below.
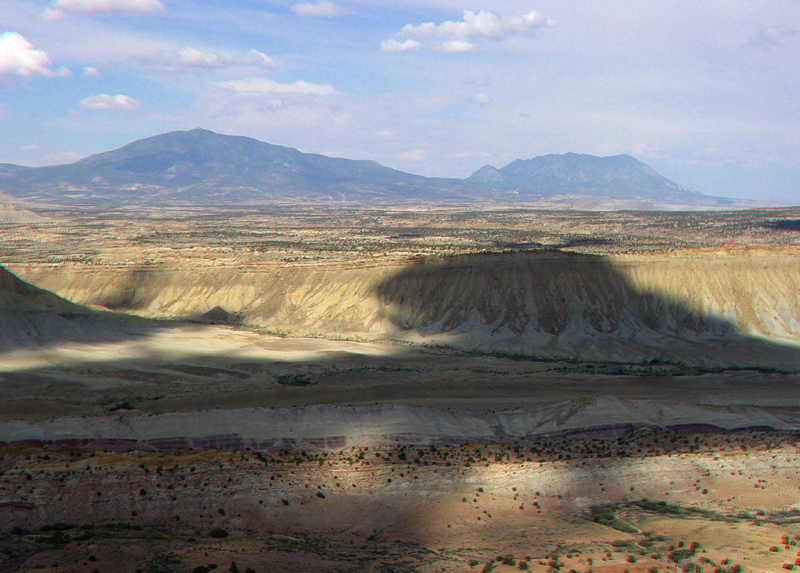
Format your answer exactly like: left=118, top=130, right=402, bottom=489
left=0, top=128, right=474, bottom=205
left=467, top=152, right=705, bottom=203
left=0, top=128, right=733, bottom=208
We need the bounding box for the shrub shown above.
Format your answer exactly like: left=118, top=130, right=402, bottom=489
left=209, top=528, right=229, bottom=538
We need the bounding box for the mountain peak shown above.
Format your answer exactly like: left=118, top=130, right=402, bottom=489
left=467, top=152, right=701, bottom=203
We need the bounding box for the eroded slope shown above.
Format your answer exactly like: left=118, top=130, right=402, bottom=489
left=11, top=249, right=800, bottom=368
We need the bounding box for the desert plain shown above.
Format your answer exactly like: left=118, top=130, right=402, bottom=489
left=1, top=204, right=800, bottom=572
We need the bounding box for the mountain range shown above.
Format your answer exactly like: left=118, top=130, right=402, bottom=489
left=0, top=128, right=733, bottom=208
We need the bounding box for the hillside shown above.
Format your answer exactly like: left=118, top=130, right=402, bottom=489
left=0, top=265, right=154, bottom=348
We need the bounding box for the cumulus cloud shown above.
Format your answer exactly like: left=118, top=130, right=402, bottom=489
left=439, top=40, right=473, bottom=53
left=82, top=66, right=101, bottom=77
left=80, top=93, right=141, bottom=110
left=380, top=38, right=420, bottom=53
left=386, top=9, right=554, bottom=53
left=43, top=0, right=164, bottom=19
left=291, top=1, right=352, bottom=18
left=216, top=77, right=337, bottom=96
left=21, top=144, right=42, bottom=151
left=136, top=47, right=275, bottom=71
left=0, top=32, right=71, bottom=81
left=746, top=26, right=800, bottom=49
left=473, top=93, right=491, bottom=105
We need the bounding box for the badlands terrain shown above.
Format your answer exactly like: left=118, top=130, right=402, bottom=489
left=1, top=205, right=800, bottom=572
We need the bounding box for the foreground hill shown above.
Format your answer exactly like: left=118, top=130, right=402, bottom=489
left=14, top=249, right=800, bottom=370
left=0, top=129, right=736, bottom=207
left=0, top=265, right=155, bottom=348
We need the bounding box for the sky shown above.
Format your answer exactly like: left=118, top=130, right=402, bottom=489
left=0, top=0, right=799, bottom=202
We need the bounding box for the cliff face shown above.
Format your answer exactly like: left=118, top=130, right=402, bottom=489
left=9, top=248, right=800, bottom=368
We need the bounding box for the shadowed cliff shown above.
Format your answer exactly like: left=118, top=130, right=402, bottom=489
left=373, top=251, right=800, bottom=368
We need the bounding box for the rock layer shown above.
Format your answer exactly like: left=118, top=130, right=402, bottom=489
left=1, top=398, right=797, bottom=451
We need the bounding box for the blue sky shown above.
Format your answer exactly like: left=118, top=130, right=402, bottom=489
left=1, top=0, right=798, bottom=202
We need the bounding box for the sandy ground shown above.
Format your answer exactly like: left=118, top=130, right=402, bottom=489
left=1, top=433, right=799, bottom=572
left=2, top=324, right=799, bottom=423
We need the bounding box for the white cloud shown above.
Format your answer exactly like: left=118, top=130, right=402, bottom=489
left=746, top=26, right=800, bottom=50
left=82, top=65, right=101, bottom=77
left=380, top=38, right=420, bottom=53
left=0, top=32, right=71, bottom=80
left=136, top=47, right=275, bottom=71
left=45, top=0, right=164, bottom=18
left=291, top=1, right=352, bottom=18
left=473, top=93, right=491, bottom=105
left=389, top=9, right=554, bottom=53
left=80, top=93, right=141, bottom=110
left=21, top=144, right=42, bottom=150
left=439, top=40, right=473, bottom=53
left=40, top=8, right=66, bottom=21
left=216, top=77, right=337, bottom=96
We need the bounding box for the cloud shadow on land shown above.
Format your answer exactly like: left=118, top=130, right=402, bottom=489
left=4, top=254, right=800, bottom=562
left=762, top=219, right=800, bottom=232
left=374, top=250, right=800, bottom=370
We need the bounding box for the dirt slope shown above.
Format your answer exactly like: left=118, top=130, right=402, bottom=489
left=11, top=249, right=800, bottom=367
